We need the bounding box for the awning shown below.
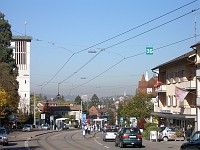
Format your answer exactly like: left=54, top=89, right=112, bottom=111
left=151, top=112, right=196, bottom=119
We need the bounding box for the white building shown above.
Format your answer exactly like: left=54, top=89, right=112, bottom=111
left=11, top=36, right=32, bottom=113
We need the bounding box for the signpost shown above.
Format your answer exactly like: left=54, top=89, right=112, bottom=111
left=146, top=47, right=153, bottom=55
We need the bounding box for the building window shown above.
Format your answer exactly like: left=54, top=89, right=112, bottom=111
left=25, top=80, right=26, bottom=84
left=25, top=93, right=26, bottom=97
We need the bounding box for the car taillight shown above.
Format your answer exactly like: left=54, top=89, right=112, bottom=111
left=137, top=135, right=142, bottom=139
left=122, top=135, right=129, bottom=139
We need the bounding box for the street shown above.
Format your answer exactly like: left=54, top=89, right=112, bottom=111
left=1, top=129, right=186, bottom=150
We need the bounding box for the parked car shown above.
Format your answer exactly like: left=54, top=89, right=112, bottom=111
left=41, top=124, right=50, bottom=130
left=103, top=128, right=118, bottom=141
left=180, top=130, right=200, bottom=150
left=0, top=127, right=8, bottom=146
left=157, top=127, right=176, bottom=141
left=115, top=127, right=142, bottom=148
left=22, top=124, right=33, bottom=132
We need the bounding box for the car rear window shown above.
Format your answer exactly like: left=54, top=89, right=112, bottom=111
left=106, top=129, right=117, bottom=132
left=124, top=128, right=140, bottom=134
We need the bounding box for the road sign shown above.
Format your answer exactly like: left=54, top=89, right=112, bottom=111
left=120, top=117, right=123, bottom=123
left=146, top=47, right=153, bottom=55
left=104, top=118, right=107, bottom=122
left=41, top=114, right=45, bottom=120
left=82, top=114, right=86, bottom=121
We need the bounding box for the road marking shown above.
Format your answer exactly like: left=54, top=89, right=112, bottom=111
left=94, top=138, right=103, bottom=145
left=104, top=146, right=110, bottom=148
left=24, top=137, right=31, bottom=150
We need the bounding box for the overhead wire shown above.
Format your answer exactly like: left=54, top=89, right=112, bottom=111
left=14, top=0, right=196, bottom=90
left=70, top=34, right=200, bottom=91
left=59, top=8, right=199, bottom=86
left=11, top=1, right=198, bottom=92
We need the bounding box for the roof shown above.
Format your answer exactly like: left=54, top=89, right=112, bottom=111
left=12, top=36, right=32, bottom=41
left=51, top=106, right=70, bottom=111
left=152, top=49, right=196, bottom=70
left=70, top=105, right=81, bottom=111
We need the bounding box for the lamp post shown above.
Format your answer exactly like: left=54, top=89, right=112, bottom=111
left=34, top=92, right=36, bottom=126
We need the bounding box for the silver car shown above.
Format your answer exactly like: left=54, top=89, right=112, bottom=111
left=103, top=128, right=118, bottom=141
left=0, top=127, right=8, bottom=146
left=22, top=124, right=33, bottom=132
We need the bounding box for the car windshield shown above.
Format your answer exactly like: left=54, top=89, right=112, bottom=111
left=25, top=125, right=31, bottom=128
left=0, top=129, right=6, bottom=134
left=191, top=132, right=200, bottom=141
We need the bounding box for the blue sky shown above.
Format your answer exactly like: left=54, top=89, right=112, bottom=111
left=1, top=0, right=200, bottom=98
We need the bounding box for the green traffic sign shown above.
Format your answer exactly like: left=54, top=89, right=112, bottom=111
left=146, top=47, right=153, bottom=55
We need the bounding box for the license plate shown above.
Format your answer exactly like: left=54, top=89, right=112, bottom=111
left=129, top=136, right=136, bottom=138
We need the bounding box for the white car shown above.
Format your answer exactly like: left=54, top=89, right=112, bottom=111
left=158, top=127, right=177, bottom=141
left=103, top=128, right=118, bottom=141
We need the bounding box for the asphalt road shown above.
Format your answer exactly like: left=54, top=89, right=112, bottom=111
left=1, top=129, right=186, bottom=150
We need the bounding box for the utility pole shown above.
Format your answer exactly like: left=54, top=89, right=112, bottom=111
left=34, top=92, right=36, bottom=126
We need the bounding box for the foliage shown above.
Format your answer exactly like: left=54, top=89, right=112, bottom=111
left=121, top=93, right=153, bottom=120
left=143, top=122, right=158, bottom=140
left=89, top=94, right=100, bottom=108
left=0, top=87, right=10, bottom=117
left=137, top=118, right=146, bottom=129
left=117, top=102, right=123, bottom=124
left=0, top=12, right=19, bottom=118
left=176, top=129, right=184, bottom=137
left=74, top=95, right=81, bottom=105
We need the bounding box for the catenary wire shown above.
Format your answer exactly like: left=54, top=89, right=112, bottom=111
left=12, top=1, right=198, bottom=89
left=69, top=35, right=200, bottom=91
left=58, top=8, right=199, bottom=86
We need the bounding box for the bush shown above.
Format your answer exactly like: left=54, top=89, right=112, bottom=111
left=143, top=122, right=158, bottom=140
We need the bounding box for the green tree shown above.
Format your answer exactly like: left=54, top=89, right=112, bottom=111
left=0, top=12, right=19, bottom=120
left=121, top=93, right=153, bottom=120
left=74, top=95, right=81, bottom=105
left=89, top=94, right=100, bottom=107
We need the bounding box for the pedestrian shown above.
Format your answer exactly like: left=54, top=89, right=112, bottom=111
left=83, top=125, right=86, bottom=138
left=87, top=124, right=91, bottom=134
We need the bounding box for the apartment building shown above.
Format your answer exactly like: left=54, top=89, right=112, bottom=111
left=11, top=36, right=32, bottom=113
left=151, top=48, right=197, bottom=133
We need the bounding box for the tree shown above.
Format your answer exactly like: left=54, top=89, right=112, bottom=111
left=89, top=94, right=100, bottom=107
left=121, top=93, right=153, bottom=121
left=74, top=95, right=81, bottom=105
left=0, top=12, right=19, bottom=116
left=0, top=87, right=10, bottom=117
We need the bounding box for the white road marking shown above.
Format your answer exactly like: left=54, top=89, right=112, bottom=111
left=104, top=146, right=110, bottom=148
left=24, top=137, right=31, bottom=150
left=94, top=138, right=103, bottom=145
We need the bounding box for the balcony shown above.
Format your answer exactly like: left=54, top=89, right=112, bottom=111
left=156, top=85, right=166, bottom=92
left=179, top=80, right=196, bottom=90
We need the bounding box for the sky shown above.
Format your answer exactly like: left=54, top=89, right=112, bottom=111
left=1, top=0, right=200, bottom=99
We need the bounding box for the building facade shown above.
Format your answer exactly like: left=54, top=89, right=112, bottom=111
left=11, top=36, right=32, bottom=113
left=152, top=49, right=197, bottom=135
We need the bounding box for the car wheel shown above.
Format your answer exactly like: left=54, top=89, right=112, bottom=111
left=138, top=144, right=142, bottom=148
left=163, top=136, right=168, bottom=141
left=119, top=142, right=124, bottom=148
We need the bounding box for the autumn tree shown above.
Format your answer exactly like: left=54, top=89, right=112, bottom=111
left=121, top=93, right=153, bottom=121
left=0, top=12, right=19, bottom=123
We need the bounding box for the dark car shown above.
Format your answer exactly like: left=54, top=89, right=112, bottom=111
left=0, top=127, right=8, bottom=146
left=180, top=131, right=200, bottom=150
left=115, top=127, right=142, bottom=148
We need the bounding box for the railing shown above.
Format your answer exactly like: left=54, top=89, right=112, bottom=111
left=156, top=85, right=166, bottom=92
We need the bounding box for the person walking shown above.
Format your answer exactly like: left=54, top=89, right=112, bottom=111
left=87, top=124, right=91, bottom=134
